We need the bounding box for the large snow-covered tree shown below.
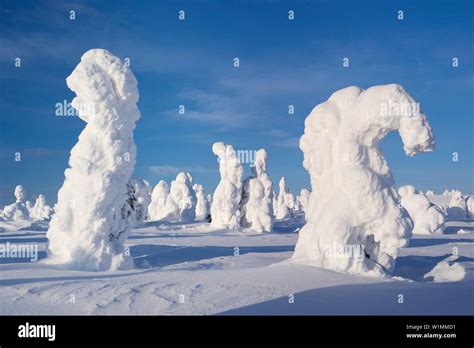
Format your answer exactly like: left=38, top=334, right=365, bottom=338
left=241, top=149, right=273, bottom=233
left=163, top=172, right=197, bottom=223
left=274, top=177, right=291, bottom=219
left=398, top=185, right=445, bottom=235
left=123, top=177, right=152, bottom=227
left=46, top=49, right=140, bottom=271
left=1, top=185, right=30, bottom=221
left=148, top=180, right=170, bottom=221
left=193, top=183, right=210, bottom=221
left=290, top=84, right=436, bottom=276
left=447, top=190, right=468, bottom=219
left=298, top=188, right=311, bottom=220
left=210, top=142, right=244, bottom=229
left=30, top=194, right=54, bottom=221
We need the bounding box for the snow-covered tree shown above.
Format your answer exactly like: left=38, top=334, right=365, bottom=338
left=298, top=188, right=311, bottom=218
left=275, top=177, right=291, bottom=219
left=148, top=180, right=170, bottom=221
left=290, top=84, right=436, bottom=276
left=398, top=185, right=445, bottom=235
left=241, top=149, right=273, bottom=233
left=30, top=194, right=54, bottom=221
left=193, top=183, right=210, bottom=221
left=46, top=49, right=140, bottom=271
left=211, top=142, right=244, bottom=229
left=1, top=185, right=30, bottom=221
left=162, top=172, right=197, bottom=223
left=122, top=177, right=152, bottom=227
left=466, top=196, right=474, bottom=218
left=447, top=190, right=468, bottom=219
left=15, top=185, right=25, bottom=202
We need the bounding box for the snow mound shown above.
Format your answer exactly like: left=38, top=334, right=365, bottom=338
left=398, top=185, right=445, bottom=235
left=211, top=142, right=244, bottom=229
left=423, top=256, right=466, bottom=283
left=241, top=149, right=273, bottom=233
left=46, top=49, right=140, bottom=271
left=290, top=84, right=435, bottom=276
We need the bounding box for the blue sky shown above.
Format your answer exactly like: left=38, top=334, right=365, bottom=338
left=0, top=0, right=472, bottom=206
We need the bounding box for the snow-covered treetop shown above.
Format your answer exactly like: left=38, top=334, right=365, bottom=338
left=212, top=142, right=243, bottom=185
left=66, top=48, right=139, bottom=124
left=252, top=149, right=267, bottom=177
left=14, top=185, right=25, bottom=203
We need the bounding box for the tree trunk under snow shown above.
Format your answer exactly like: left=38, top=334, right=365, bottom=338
left=46, top=49, right=140, bottom=271
left=290, top=84, right=436, bottom=276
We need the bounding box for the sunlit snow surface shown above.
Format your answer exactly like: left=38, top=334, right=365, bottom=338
left=0, top=215, right=472, bottom=315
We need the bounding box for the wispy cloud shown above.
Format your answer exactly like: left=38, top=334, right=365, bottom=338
left=0, top=146, right=66, bottom=159
left=271, top=137, right=300, bottom=148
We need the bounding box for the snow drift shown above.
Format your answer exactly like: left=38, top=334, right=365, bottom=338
left=46, top=49, right=140, bottom=271
left=398, top=185, right=445, bottom=235
left=290, top=84, right=436, bottom=276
